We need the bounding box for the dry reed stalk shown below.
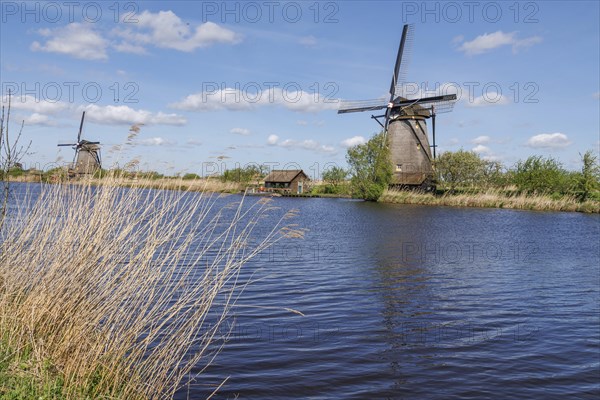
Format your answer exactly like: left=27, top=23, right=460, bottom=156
left=0, top=176, right=303, bottom=398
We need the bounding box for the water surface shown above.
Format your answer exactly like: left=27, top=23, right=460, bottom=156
left=192, top=197, right=599, bottom=399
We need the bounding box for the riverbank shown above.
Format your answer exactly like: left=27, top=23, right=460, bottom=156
left=379, top=188, right=600, bottom=213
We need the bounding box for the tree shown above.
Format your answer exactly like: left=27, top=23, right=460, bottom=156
left=577, top=150, right=600, bottom=201
left=221, top=165, right=266, bottom=184
left=512, top=155, right=568, bottom=194
left=435, top=150, right=489, bottom=191
left=322, top=166, right=347, bottom=187
left=346, top=132, right=393, bottom=201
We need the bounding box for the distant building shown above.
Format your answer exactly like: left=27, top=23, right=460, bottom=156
left=263, top=170, right=309, bottom=194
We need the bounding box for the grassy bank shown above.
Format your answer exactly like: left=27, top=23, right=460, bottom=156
left=85, top=176, right=243, bottom=194
left=7, top=175, right=244, bottom=194
left=0, top=178, right=301, bottom=398
left=379, top=188, right=600, bottom=213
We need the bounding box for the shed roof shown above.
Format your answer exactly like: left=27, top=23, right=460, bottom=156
left=263, top=170, right=307, bottom=183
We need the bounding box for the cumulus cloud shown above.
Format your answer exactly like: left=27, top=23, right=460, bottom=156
left=113, top=11, right=240, bottom=53
left=80, top=104, right=187, bottom=126
left=171, top=87, right=338, bottom=113
left=1, top=95, right=68, bottom=114
left=138, top=137, right=176, bottom=146
left=341, top=135, right=366, bottom=148
left=31, top=23, right=108, bottom=60
left=526, top=133, right=571, bottom=149
left=230, top=127, right=250, bottom=135
left=471, top=135, right=491, bottom=145
left=457, top=31, right=542, bottom=55
left=472, top=144, right=491, bottom=154
left=278, top=139, right=336, bottom=154
left=266, top=135, right=335, bottom=154
left=23, top=113, right=57, bottom=126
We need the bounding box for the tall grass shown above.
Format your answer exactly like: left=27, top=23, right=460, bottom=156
left=379, top=187, right=600, bottom=213
left=0, top=177, right=302, bottom=398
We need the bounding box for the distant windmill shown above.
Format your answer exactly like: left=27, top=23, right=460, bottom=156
left=338, top=24, right=457, bottom=189
left=58, top=111, right=101, bottom=176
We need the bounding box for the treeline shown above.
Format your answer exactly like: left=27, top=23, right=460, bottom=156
left=436, top=149, right=600, bottom=201
left=341, top=132, right=600, bottom=202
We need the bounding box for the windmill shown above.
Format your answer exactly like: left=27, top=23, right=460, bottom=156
left=58, top=111, right=101, bottom=176
left=338, top=24, right=457, bottom=189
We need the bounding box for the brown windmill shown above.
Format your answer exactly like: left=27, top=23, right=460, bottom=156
left=58, top=111, right=101, bottom=176
left=338, top=24, right=457, bottom=190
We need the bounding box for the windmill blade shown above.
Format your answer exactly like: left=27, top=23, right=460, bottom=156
left=77, top=111, right=86, bottom=143
left=338, top=98, right=388, bottom=114
left=57, top=143, right=77, bottom=147
left=393, top=94, right=457, bottom=112
left=72, top=148, right=79, bottom=167
left=389, top=24, right=414, bottom=102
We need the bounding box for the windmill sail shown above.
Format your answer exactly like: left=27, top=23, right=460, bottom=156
left=337, top=24, right=457, bottom=189
left=57, top=111, right=102, bottom=177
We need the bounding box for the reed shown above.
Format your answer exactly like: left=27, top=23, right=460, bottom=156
left=0, top=177, right=302, bottom=398
left=379, top=187, right=600, bottom=213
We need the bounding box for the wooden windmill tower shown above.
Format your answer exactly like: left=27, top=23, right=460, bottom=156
left=338, top=24, right=457, bottom=189
left=58, top=111, right=101, bottom=176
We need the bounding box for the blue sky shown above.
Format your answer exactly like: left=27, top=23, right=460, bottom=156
left=1, top=0, right=598, bottom=177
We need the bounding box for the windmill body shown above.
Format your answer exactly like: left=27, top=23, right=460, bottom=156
left=388, top=113, right=434, bottom=185
left=58, top=112, right=101, bottom=177
left=72, top=140, right=101, bottom=175
left=339, top=25, right=457, bottom=189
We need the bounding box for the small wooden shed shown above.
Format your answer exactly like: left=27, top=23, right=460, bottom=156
left=263, top=170, right=309, bottom=194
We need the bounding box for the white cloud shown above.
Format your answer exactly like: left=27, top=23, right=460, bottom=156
left=472, top=135, right=491, bottom=145
left=171, top=87, right=338, bottom=113
left=170, top=88, right=254, bottom=111
left=230, top=127, right=250, bottom=135
left=31, top=23, right=108, bottom=60
left=466, top=93, right=510, bottom=107
left=138, top=137, right=176, bottom=146
left=266, top=135, right=335, bottom=154
left=23, top=113, right=56, bottom=126
left=278, top=138, right=336, bottom=154
left=341, top=135, right=366, bottom=148
left=80, top=104, right=187, bottom=126
left=113, top=11, right=240, bottom=52
left=472, top=144, right=503, bottom=161
left=299, top=35, right=317, bottom=46
left=113, top=41, right=148, bottom=55
left=593, top=92, right=600, bottom=100
left=526, top=133, right=572, bottom=149
left=472, top=144, right=491, bottom=154
left=457, top=31, right=542, bottom=55
left=1, top=95, right=68, bottom=114
left=296, top=120, right=308, bottom=126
